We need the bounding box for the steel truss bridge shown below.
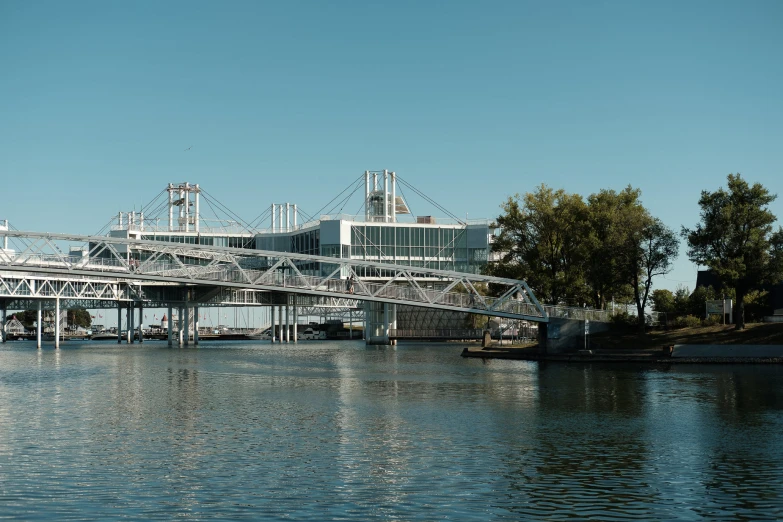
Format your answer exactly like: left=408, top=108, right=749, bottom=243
left=0, top=230, right=567, bottom=347
left=0, top=231, right=548, bottom=320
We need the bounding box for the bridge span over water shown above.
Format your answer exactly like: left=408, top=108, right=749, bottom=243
left=0, top=230, right=561, bottom=346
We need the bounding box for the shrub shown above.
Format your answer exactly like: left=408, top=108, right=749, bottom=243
left=689, top=285, right=717, bottom=317
left=744, top=290, right=771, bottom=323
left=702, top=314, right=721, bottom=327
left=610, top=312, right=637, bottom=329
left=673, top=315, right=701, bottom=328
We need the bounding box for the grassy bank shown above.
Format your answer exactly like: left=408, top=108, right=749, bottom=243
left=590, top=322, right=783, bottom=353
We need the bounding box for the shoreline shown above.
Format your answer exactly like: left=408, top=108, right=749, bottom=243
left=461, top=322, right=783, bottom=364
left=461, top=346, right=783, bottom=364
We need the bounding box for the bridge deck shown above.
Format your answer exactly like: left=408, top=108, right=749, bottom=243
left=0, top=231, right=615, bottom=323
left=0, top=231, right=550, bottom=322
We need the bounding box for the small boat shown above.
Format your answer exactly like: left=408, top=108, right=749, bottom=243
left=246, top=329, right=273, bottom=341
left=91, top=330, right=118, bottom=340
left=300, top=328, right=327, bottom=340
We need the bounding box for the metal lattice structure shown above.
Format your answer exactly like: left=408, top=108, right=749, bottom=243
left=0, top=274, right=135, bottom=301
left=0, top=231, right=548, bottom=322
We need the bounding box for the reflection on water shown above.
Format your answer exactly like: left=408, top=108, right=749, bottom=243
left=1, top=342, right=783, bottom=520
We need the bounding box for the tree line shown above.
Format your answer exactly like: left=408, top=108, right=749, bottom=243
left=12, top=308, right=92, bottom=330
left=489, top=173, right=783, bottom=331
left=649, top=285, right=771, bottom=327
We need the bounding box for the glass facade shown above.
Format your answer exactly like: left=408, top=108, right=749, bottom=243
left=349, top=224, right=487, bottom=274
left=105, top=219, right=489, bottom=277
left=138, top=234, right=254, bottom=249
left=255, top=220, right=489, bottom=276
left=255, top=229, right=319, bottom=255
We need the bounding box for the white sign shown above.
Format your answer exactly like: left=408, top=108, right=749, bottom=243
left=584, top=319, right=590, bottom=335
left=706, top=299, right=732, bottom=315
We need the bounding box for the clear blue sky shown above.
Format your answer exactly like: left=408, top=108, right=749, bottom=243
left=2, top=0, right=782, bottom=294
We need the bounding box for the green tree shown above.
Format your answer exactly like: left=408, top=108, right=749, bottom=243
left=689, top=285, right=717, bottom=318
left=629, top=217, right=679, bottom=333
left=683, top=174, right=783, bottom=329
left=673, top=285, right=691, bottom=318
left=9, top=309, right=94, bottom=329
left=492, top=185, right=590, bottom=306
left=743, top=290, right=771, bottom=323
left=67, top=308, right=92, bottom=329
left=650, top=289, right=675, bottom=315
left=584, top=186, right=642, bottom=309
left=11, top=310, right=38, bottom=329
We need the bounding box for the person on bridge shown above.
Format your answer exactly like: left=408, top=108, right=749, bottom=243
left=346, top=276, right=355, bottom=294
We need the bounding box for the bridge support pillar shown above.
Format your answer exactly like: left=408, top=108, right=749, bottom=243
left=138, top=304, right=143, bottom=344
left=167, top=305, right=173, bottom=346
left=117, top=302, right=122, bottom=344
left=391, top=304, right=397, bottom=346
left=537, top=318, right=609, bottom=354
left=178, top=307, right=184, bottom=345
left=36, top=300, right=42, bottom=349
left=285, top=301, right=290, bottom=343
left=194, top=306, right=199, bottom=346
left=128, top=304, right=134, bottom=344
left=271, top=305, right=276, bottom=343
left=383, top=303, right=389, bottom=343
left=1, top=303, right=5, bottom=343
left=183, top=304, right=189, bottom=346
left=54, top=297, right=60, bottom=350
left=293, top=296, right=298, bottom=344
left=363, top=302, right=368, bottom=341
left=482, top=330, right=492, bottom=348
left=365, top=302, right=396, bottom=345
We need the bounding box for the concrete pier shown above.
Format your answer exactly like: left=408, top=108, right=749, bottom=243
left=36, top=301, right=42, bottom=349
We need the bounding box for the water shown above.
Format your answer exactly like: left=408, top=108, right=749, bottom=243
left=1, top=340, right=783, bottom=520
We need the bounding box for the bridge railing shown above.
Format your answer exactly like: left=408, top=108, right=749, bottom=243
left=85, top=256, right=548, bottom=319
left=247, top=271, right=547, bottom=318
left=3, top=252, right=545, bottom=317
left=136, top=261, right=548, bottom=319
left=388, top=327, right=539, bottom=340
left=7, top=254, right=130, bottom=272
left=542, top=304, right=614, bottom=322
left=389, top=328, right=486, bottom=339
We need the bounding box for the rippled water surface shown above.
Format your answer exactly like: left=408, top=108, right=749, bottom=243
left=2, top=340, right=783, bottom=520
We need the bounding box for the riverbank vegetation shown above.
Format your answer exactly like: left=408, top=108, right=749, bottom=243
left=488, top=184, right=678, bottom=334
left=682, top=174, right=783, bottom=329
left=489, top=174, right=783, bottom=332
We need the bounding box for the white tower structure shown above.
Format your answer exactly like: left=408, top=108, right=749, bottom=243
left=364, top=170, right=408, bottom=223
left=167, top=183, right=201, bottom=232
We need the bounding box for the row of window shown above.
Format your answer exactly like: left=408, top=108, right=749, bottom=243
left=140, top=235, right=252, bottom=249
left=256, top=229, right=320, bottom=255
left=350, top=246, right=476, bottom=259
left=350, top=226, right=470, bottom=250
left=349, top=261, right=482, bottom=276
